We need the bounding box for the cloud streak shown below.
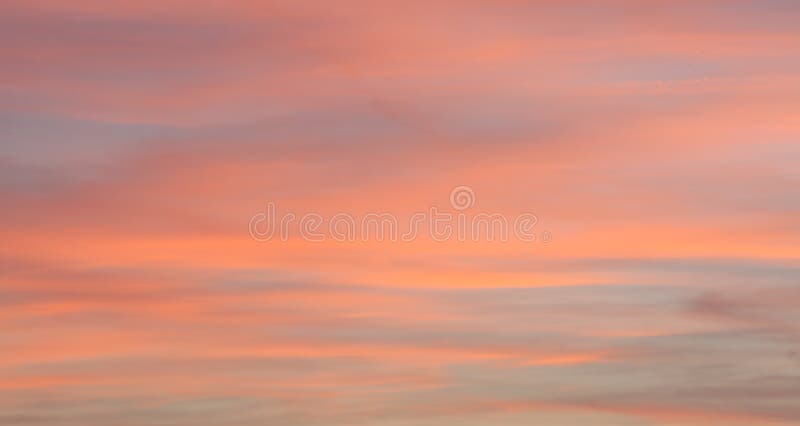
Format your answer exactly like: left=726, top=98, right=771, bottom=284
left=2, top=1, right=799, bottom=425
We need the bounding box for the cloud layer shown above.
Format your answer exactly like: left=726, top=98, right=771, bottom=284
left=2, top=1, right=799, bottom=425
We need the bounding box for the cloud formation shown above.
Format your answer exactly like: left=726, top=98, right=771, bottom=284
left=1, top=1, right=799, bottom=425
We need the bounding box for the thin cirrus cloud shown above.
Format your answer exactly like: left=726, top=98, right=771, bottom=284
left=1, top=1, right=799, bottom=425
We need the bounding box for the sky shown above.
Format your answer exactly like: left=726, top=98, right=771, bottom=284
left=1, top=1, right=800, bottom=425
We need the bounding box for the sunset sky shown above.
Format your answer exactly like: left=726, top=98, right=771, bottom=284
left=2, top=1, right=800, bottom=425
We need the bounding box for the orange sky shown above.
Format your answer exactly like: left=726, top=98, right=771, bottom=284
left=1, top=1, right=800, bottom=425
